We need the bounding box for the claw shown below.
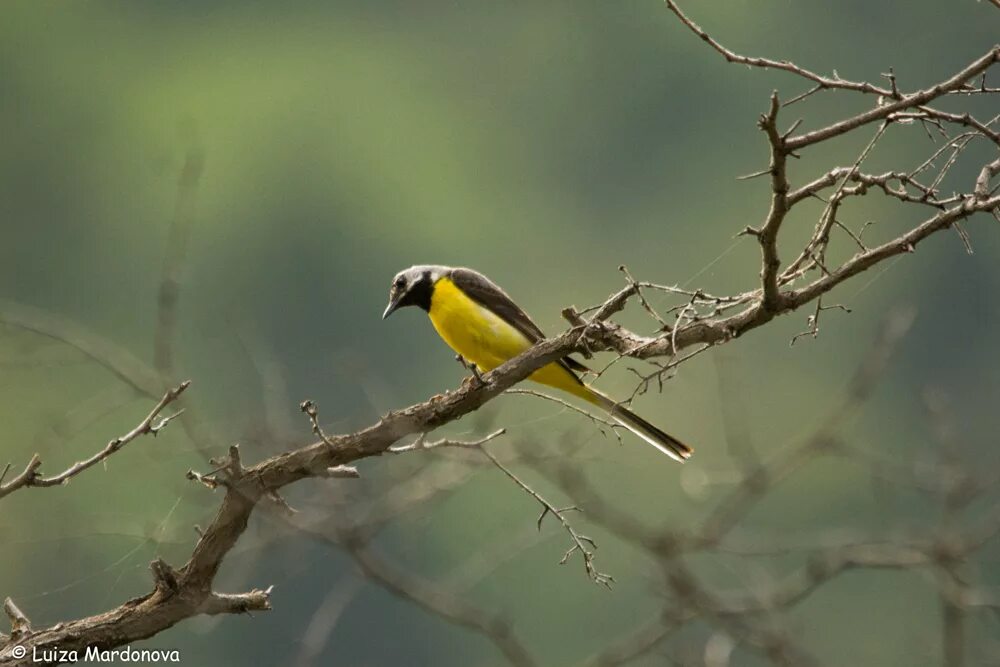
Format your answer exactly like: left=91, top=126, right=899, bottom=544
left=456, top=355, right=486, bottom=388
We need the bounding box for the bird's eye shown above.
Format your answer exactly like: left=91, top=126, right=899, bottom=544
left=394, top=277, right=405, bottom=289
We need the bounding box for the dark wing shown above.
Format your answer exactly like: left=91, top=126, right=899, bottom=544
left=449, top=268, right=592, bottom=378
left=449, top=268, right=547, bottom=342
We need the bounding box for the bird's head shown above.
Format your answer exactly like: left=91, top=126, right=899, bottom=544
left=382, top=265, right=447, bottom=319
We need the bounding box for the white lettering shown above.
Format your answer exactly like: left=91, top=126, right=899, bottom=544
left=32, top=647, right=79, bottom=663
left=82, top=645, right=181, bottom=662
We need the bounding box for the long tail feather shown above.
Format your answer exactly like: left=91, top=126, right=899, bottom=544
left=588, top=389, right=693, bottom=463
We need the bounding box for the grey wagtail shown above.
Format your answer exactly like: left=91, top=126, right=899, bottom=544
left=382, top=265, right=692, bottom=462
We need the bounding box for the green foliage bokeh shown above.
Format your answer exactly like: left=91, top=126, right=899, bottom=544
left=1, top=2, right=998, bottom=665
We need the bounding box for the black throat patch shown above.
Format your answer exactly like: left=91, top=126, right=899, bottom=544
left=401, top=270, right=435, bottom=312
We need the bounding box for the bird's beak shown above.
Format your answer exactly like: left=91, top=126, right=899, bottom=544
left=382, top=294, right=402, bottom=320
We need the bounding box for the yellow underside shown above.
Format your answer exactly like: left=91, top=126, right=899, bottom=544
left=428, top=277, right=596, bottom=403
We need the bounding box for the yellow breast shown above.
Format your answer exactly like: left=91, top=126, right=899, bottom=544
left=428, top=277, right=532, bottom=372
left=426, top=276, right=594, bottom=403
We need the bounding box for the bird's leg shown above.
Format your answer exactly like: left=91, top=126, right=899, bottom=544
left=456, top=354, right=487, bottom=388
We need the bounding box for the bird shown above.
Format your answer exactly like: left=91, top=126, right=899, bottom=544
left=381, top=265, right=693, bottom=462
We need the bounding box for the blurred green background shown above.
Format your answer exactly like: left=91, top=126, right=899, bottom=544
left=1, top=2, right=999, bottom=665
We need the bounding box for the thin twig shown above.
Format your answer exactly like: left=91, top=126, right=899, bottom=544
left=481, top=447, right=614, bottom=588
left=0, top=381, right=190, bottom=499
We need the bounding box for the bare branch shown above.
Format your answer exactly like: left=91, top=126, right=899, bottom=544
left=663, top=0, right=894, bottom=99
left=4, top=5, right=1000, bottom=666
left=758, top=92, right=790, bottom=311
left=2, top=599, right=31, bottom=642
left=786, top=47, right=1000, bottom=150
left=299, top=399, right=337, bottom=448
left=389, top=429, right=506, bottom=454
left=481, top=447, right=614, bottom=588
left=0, top=381, right=190, bottom=500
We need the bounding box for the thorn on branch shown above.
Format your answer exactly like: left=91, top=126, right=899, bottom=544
left=186, top=468, right=220, bottom=490
left=3, top=597, right=32, bottom=640
left=143, top=381, right=191, bottom=437
left=537, top=505, right=580, bottom=531
left=737, top=168, right=771, bottom=181
left=952, top=221, right=975, bottom=254
left=619, top=265, right=670, bottom=329
left=881, top=66, right=901, bottom=99
left=783, top=85, right=823, bottom=107
left=790, top=299, right=852, bottom=346
left=265, top=490, right=297, bottom=515
left=149, top=409, right=186, bottom=435
left=194, top=445, right=245, bottom=487
left=187, top=451, right=241, bottom=489
left=782, top=118, right=804, bottom=140
left=300, top=400, right=338, bottom=449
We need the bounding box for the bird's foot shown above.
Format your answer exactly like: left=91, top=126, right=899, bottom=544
left=461, top=364, right=487, bottom=389
left=455, top=355, right=487, bottom=388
